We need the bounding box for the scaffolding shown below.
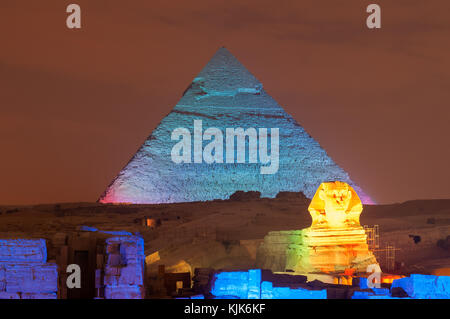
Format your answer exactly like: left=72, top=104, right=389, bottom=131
left=364, top=224, right=380, bottom=250
left=385, top=243, right=396, bottom=272
left=364, top=225, right=399, bottom=272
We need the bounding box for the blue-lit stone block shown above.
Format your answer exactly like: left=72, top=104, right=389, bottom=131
left=0, top=239, right=58, bottom=299
left=21, top=292, right=57, bottom=299
left=78, top=226, right=98, bottom=232
left=213, top=295, right=240, bottom=299
left=359, top=277, right=369, bottom=289
left=247, top=269, right=261, bottom=299
left=351, top=291, right=371, bottom=299
left=0, top=292, right=20, bottom=299
left=103, top=235, right=145, bottom=299
left=261, top=281, right=274, bottom=299
left=436, top=276, right=450, bottom=295
left=0, top=239, right=47, bottom=263
left=211, top=269, right=326, bottom=299
left=210, top=271, right=249, bottom=299
left=101, top=230, right=134, bottom=236
left=271, top=286, right=327, bottom=299
left=372, top=288, right=390, bottom=295
left=391, top=274, right=450, bottom=299
left=104, top=285, right=143, bottom=299
left=5, top=263, right=58, bottom=293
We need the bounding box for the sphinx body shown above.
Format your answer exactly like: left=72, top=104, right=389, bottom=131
left=257, top=181, right=378, bottom=274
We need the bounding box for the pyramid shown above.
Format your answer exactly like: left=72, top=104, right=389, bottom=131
left=99, top=48, right=373, bottom=204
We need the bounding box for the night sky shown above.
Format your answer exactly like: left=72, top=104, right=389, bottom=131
left=1, top=0, right=449, bottom=205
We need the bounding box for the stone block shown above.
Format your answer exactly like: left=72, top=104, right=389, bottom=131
left=391, top=274, right=450, bottom=299
left=436, top=276, right=450, bottom=295
left=272, top=286, right=327, bottom=299
left=261, top=281, right=273, bottom=299
left=103, top=275, right=119, bottom=286
left=104, top=285, right=143, bottom=299
left=21, top=292, right=57, bottom=299
left=0, top=264, right=5, bottom=282
left=0, top=239, right=47, bottom=263
left=106, top=243, right=120, bottom=254
left=118, top=262, right=144, bottom=286
left=210, top=271, right=250, bottom=299
left=5, top=263, right=58, bottom=293
left=247, top=269, right=261, bottom=299
left=107, top=254, right=122, bottom=266
left=104, top=265, right=121, bottom=276
left=0, top=291, right=20, bottom=299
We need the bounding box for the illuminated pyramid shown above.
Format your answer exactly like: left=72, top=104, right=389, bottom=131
left=99, top=48, right=373, bottom=204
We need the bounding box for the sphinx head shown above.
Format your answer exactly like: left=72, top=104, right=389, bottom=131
left=308, top=181, right=363, bottom=228
left=319, top=182, right=353, bottom=214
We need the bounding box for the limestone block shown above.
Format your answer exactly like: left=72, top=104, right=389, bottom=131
left=391, top=274, right=450, bottom=299
left=103, top=275, right=119, bottom=286
left=104, top=285, right=143, bottom=299
left=118, top=262, right=144, bottom=286
left=121, top=240, right=144, bottom=261
left=261, top=281, right=273, bottom=299
left=271, top=286, right=327, bottom=299
left=21, top=292, right=57, bottom=299
left=103, top=236, right=145, bottom=298
left=210, top=271, right=249, bottom=299
left=0, top=264, right=5, bottom=282
left=106, top=243, right=120, bottom=254
left=5, top=263, right=58, bottom=293
left=436, top=276, right=450, bottom=295
left=247, top=269, right=261, bottom=299
left=106, top=236, right=144, bottom=262
left=104, top=265, right=121, bottom=276
left=107, top=254, right=122, bottom=267
left=0, top=239, right=47, bottom=263
left=0, top=291, right=20, bottom=299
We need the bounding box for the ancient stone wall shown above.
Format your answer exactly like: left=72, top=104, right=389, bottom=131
left=0, top=239, right=58, bottom=299
left=103, top=235, right=145, bottom=299
left=391, top=274, right=450, bottom=299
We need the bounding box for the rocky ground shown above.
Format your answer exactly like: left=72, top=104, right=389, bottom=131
left=0, top=192, right=449, bottom=276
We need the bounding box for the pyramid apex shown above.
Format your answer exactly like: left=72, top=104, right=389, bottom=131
left=189, top=47, right=262, bottom=95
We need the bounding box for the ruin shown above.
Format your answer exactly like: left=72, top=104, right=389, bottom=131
left=0, top=239, right=58, bottom=299
left=0, top=194, right=449, bottom=299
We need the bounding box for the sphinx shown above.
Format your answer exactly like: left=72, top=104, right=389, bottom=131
left=257, top=181, right=378, bottom=274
